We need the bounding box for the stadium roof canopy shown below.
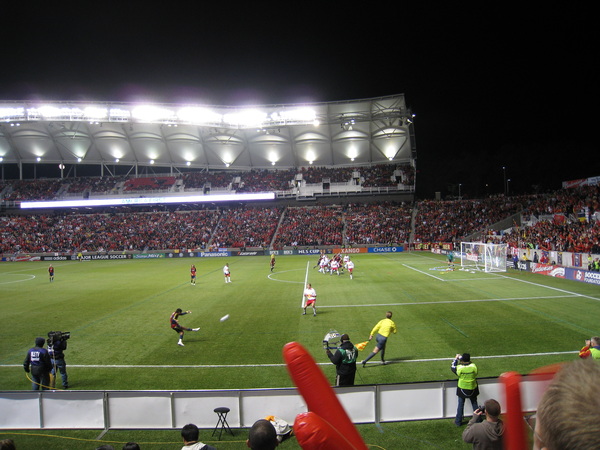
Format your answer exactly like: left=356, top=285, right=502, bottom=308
left=0, top=94, right=415, bottom=178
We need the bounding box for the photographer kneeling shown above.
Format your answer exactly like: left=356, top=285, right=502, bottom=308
left=48, top=331, right=70, bottom=389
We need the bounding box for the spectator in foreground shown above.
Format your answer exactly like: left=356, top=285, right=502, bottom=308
left=461, top=398, right=504, bottom=449
left=246, top=419, right=278, bottom=450
left=181, top=423, right=217, bottom=450
left=534, top=358, right=600, bottom=450
left=122, top=443, right=141, bottom=450
left=578, top=336, right=600, bottom=360
left=0, top=439, right=16, bottom=450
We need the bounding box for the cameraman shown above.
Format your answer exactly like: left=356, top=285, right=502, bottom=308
left=326, top=333, right=358, bottom=386
left=48, top=332, right=69, bottom=389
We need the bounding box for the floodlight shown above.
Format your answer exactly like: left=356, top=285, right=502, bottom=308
left=84, top=106, right=108, bottom=120
left=131, top=105, right=176, bottom=122
left=223, top=109, right=267, bottom=128
left=177, top=107, right=222, bottom=125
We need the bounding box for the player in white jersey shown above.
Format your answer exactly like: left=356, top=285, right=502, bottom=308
left=330, top=259, right=340, bottom=275
left=319, top=255, right=329, bottom=273
left=347, top=259, right=355, bottom=279
left=303, top=283, right=317, bottom=316
left=223, top=263, right=231, bottom=283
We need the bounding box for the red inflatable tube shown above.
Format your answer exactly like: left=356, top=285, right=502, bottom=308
left=294, top=412, right=364, bottom=450
left=499, top=371, right=528, bottom=450
left=283, top=341, right=368, bottom=450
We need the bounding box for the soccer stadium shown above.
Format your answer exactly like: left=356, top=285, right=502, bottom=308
left=0, top=94, right=598, bottom=449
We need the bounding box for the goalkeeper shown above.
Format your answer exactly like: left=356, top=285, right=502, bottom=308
left=447, top=250, right=456, bottom=270
left=325, top=333, right=358, bottom=386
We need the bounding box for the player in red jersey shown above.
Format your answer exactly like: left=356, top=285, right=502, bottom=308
left=170, top=308, right=200, bottom=346
left=190, top=264, right=197, bottom=285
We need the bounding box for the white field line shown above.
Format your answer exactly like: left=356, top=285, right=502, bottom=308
left=402, top=263, right=445, bottom=281
left=0, top=350, right=577, bottom=369
left=497, top=273, right=600, bottom=302
left=318, top=295, right=580, bottom=308
left=403, top=258, right=600, bottom=303
left=267, top=269, right=304, bottom=284
left=0, top=274, right=36, bottom=284
left=302, top=261, right=309, bottom=308
left=402, top=263, right=507, bottom=282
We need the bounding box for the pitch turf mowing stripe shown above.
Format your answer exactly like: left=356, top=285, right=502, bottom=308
left=441, top=317, right=469, bottom=337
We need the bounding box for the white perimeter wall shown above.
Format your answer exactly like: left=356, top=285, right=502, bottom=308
left=0, top=375, right=552, bottom=430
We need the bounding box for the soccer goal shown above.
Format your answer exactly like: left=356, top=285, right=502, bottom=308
left=460, top=242, right=508, bottom=273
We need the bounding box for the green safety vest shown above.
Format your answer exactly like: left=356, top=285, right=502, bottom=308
left=340, top=347, right=358, bottom=364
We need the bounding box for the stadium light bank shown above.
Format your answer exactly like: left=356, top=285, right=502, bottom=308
left=0, top=102, right=320, bottom=128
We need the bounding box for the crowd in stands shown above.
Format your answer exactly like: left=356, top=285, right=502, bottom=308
left=273, top=205, right=345, bottom=248
left=0, top=164, right=414, bottom=201
left=181, top=171, right=233, bottom=190
left=211, top=206, right=283, bottom=248
left=413, top=197, right=523, bottom=243
left=500, top=217, right=600, bottom=253
left=123, top=176, right=176, bottom=192
left=344, top=202, right=412, bottom=245
left=236, top=168, right=296, bottom=192
left=0, top=210, right=219, bottom=253
left=300, top=165, right=355, bottom=184
left=2, top=179, right=64, bottom=201
left=0, top=169, right=598, bottom=257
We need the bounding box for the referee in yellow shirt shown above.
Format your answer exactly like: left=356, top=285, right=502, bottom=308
left=361, top=311, right=397, bottom=367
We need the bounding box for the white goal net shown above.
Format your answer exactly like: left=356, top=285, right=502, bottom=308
left=460, top=242, right=508, bottom=273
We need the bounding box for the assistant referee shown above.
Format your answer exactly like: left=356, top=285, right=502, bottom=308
left=361, top=311, right=397, bottom=366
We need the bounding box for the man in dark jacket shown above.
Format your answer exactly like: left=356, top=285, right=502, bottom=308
left=462, top=398, right=504, bottom=449
left=23, top=337, right=52, bottom=391
left=48, top=334, right=69, bottom=389
left=326, top=333, right=358, bottom=386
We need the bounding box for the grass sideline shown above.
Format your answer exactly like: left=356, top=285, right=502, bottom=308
left=0, top=419, right=519, bottom=449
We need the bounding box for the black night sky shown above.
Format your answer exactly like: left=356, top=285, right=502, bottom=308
left=0, top=4, right=596, bottom=199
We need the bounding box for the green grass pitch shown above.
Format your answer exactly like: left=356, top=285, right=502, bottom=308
left=1, top=252, right=598, bottom=391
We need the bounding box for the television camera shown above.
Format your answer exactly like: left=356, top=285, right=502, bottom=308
left=47, top=331, right=70, bottom=345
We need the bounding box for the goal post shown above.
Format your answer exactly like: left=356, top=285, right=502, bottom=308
left=460, top=242, right=508, bottom=273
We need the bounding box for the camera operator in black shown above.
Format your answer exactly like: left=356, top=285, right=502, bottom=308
left=23, top=337, right=52, bottom=391
left=48, top=332, right=69, bottom=389
left=326, top=333, right=358, bottom=386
